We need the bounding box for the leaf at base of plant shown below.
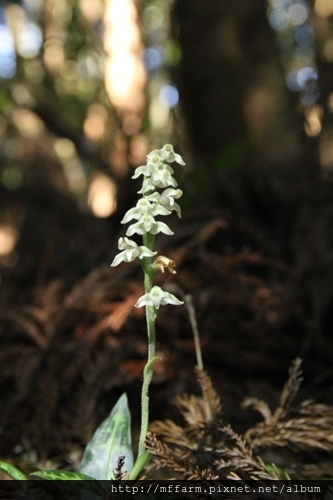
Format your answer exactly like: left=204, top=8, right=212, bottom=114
left=80, top=393, right=134, bottom=480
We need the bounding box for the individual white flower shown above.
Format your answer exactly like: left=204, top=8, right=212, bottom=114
left=148, top=144, right=185, bottom=165
left=132, top=164, right=151, bottom=179
left=145, top=189, right=182, bottom=217
left=137, top=177, right=156, bottom=194
left=159, top=187, right=182, bottom=203
left=132, top=153, right=168, bottom=179
left=159, top=188, right=183, bottom=217
left=151, top=203, right=171, bottom=217
left=137, top=167, right=177, bottom=194
left=146, top=153, right=165, bottom=169
left=163, top=201, right=181, bottom=217
left=110, top=237, right=157, bottom=267
left=135, top=198, right=153, bottom=215
left=121, top=198, right=171, bottom=224
left=121, top=199, right=152, bottom=223
left=150, top=163, right=174, bottom=175
left=126, top=215, right=174, bottom=236
left=135, top=285, right=184, bottom=309
left=151, top=169, right=178, bottom=189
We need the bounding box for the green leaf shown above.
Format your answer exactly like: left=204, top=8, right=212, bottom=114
left=30, top=470, right=95, bottom=481
left=30, top=470, right=105, bottom=497
left=80, top=393, right=133, bottom=480
left=0, top=461, right=26, bottom=481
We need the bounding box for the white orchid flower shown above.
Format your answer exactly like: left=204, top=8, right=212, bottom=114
left=148, top=144, right=185, bottom=165
left=146, top=153, right=165, bottom=169
left=121, top=199, right=171, bottom=224
left=144, top=189, right=182, bottom=217
left=137, top=177, right=156, bottom=194
left=159, top=188, right=183, bottom=203
left=151, top=169, right=178, bottom=189
left=158, top=188, right=183, bottom=217
left=132, top=165, right=151, bottom=179
left=111, top=237, right=157, bottom=267
left=126, top=215, right=174, bottom=236
left=135, top=285, right=184, bottom=309
left=132, top=153, right=169, bottom=179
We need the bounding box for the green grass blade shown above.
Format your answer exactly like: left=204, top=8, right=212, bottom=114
left=265, top=463, right=289, bottom=479
left=80, top=393, right=133, bottom=480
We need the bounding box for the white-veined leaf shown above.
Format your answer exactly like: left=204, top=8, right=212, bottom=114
left=80, top=393, right=133, bottom=480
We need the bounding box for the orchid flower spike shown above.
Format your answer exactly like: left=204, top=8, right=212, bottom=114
left=111, top=144, right=185, bottom=308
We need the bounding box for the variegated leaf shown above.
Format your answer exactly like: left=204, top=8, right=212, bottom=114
left=80, top=393, right=133, bottom=480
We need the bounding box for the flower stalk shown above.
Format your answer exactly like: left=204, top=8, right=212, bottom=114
left=111, top=144, right=184, bottom=463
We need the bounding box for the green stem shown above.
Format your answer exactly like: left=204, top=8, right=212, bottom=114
left=137, top=234, right=157, bottom=458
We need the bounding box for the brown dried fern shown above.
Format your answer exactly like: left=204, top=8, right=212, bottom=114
left=244, top=359, right=333, bottom=455
left=213, top=424, right=280, bottom=480
left=245, top=405, right=333, bottom=452
left=147, top=358, right=333, bottom=480
left=277, top=357, right=303, bottom=419
left=147, top=368, right=280, bottom=480
left=242, top=359, right=333, bottom=479
left=195, top=366, right=222, bottom=420
left=243, top=357, right=303, bottom=425
left=171, top=367, right=222, bottom=429
left=145, top=432, right=214, bottom=479
left=148, top=419, right=197, bottom=450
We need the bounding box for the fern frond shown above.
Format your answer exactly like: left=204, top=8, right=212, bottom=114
left=148, top=419, right=197, bottom=450
left=195, top=367, right=222, bottom=421
left=146, top=432, right=219, bottom=480
left=173, top=394, right=209, bottom=427
left=242, top=397, right=272, bottom=423
left=214, top=424, right=280, bottom=480
left=146, top=432, right=193, bottom=475
left=273, top=357, right=303, bottom=422
left=245, top=401, right=333, bottom=453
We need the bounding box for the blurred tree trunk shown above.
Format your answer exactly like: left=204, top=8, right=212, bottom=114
left=171, top=0, right=305, bottom=168
left=171, top=0, right=324, bottom=263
